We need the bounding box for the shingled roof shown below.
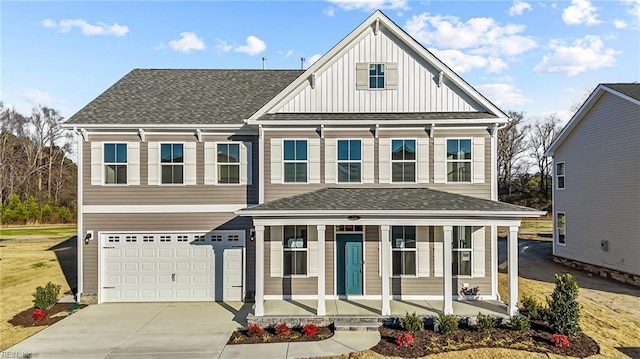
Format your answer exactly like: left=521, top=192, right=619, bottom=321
left=241, top=187, right=543, bottom=215
left=603, top=83, right=640, bottom=102
left=65, top=69, right=303, bottom=125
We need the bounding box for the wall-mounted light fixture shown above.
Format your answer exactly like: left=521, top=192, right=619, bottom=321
left=249, top=230, right=256, bottom=241
left=346, top=215, right=361, bottom=221
left=84, top=230, right=93, bottom=245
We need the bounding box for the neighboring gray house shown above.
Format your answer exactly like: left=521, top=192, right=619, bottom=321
left=546, top=83, right=640, bottom=284
left=63, top=11, right=543, bottom=318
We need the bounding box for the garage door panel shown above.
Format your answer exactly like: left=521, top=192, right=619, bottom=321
left=141, top=249, right=156, bottom=257
left=141, top=262, right=156, bottom=271
left=124, top=262, right=139, bottom=271
left=124, top=248, right=139, bottom=257
left=175, top=248, right=189, bottom=257
left=141, top=275, right=155, bottom=284
left=158, top=262, right=172, bottom=271
left=158, top=248, right=172, bottom=257
left=175, top=262, right=189, bottom=271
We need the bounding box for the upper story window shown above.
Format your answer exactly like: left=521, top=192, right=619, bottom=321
left=369, top=64, right=385, bottom=89
left=391, top=139, right=416, bottom=183
left=283, top=225, right=307, bottom=276
left=453, top=226, right=472, bottom=276
left=104, top=143, right=127, bottom=184
left=338, top=139, right=362, bottom=183
left=447, top=139, right=472, bottom=182
left=161, top=143, right=184, bottom=184
left=556, top=212, right=566, bottom=245
left=217, top=143, right=240, bottom=184
left=392, top=226, right=416, bottom=276
left=556, top=162, right=565, bottom=189
left=283, top=140, right=307, bottom=183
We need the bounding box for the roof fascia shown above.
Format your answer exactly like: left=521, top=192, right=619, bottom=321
left=603, top=85, right=640, bottom=106
left=238, top=209, right=546, bottom=218
left=257, top=118, right=506, bottom=126
left=61, top=123, right=248, bottom=130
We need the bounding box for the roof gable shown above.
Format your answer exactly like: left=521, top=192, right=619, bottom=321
left=248, top=10, right=507, bottom=123
left=546, top=83, right=640, bottom=156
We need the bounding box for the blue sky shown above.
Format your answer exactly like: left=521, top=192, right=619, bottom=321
left=2, top=0, right=639, bottom=123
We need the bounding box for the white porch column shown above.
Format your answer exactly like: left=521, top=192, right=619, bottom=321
left=443, top=225, right=453, bottom=315
left=380, top=225, right=391, bottom=316
left=254, top=225, right=265, bottom=316
left=508, top=225, right=520, bottom=317
left=317, top=225, right=326, bottom=316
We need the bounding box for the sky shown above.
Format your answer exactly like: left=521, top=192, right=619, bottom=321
left=2, top=0, right=639, bottom=125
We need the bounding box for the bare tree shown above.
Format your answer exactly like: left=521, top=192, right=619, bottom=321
left=497, top=111, right=530, bottom=199
left=529, top=114, right=563, bottom=199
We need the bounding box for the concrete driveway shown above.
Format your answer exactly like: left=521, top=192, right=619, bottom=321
left=7, top=302, right=251, bottom=359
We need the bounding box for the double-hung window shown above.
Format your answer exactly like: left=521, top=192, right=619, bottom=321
left=161, top=143, right=184, bottom=184
left=217, top=143, right=240, bottom=184
left=369, top=63, right=385, bottom=89
left=337, top=139, right=362, bottom=183
left=447, top=139, right=472, bottom=182
left=556, top=162, right=565, bottom=189
left=283, top=225, right=307, bottom=276
left=104, top=143, right=127, bottom=184
left=556, top=212, right=566, bottom=245
left=283, top=140, right=307, bottom=183
left=391, top=139, right=416, bottom=182
left=453, top=226, right=472, bottom=276
left=391, top=226, right=416, bottom=276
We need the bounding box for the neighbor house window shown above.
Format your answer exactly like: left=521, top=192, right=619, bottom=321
left=104, top=143, right=127, bottom=184
left=283, top=225, right=307, bottom=276
left=283, top=140, right=307, bottom=183
left=161, top=143, right=184, bottom=184
left=217, top=143, right=240, bottom=184
left=337, top=139, right=362, bottom=183
left=392, top=226, right=416, bottom=276
left=556, top=212, right=566, bottom=245
left=556, top=162, right=565, bottom=189
left=453, top=226, right=472, bottom=276
left=369, top=63, right=385, bottom=89
left=391, top=139, right=416, bottom=182
left=447, top=139, right=472, bottom=182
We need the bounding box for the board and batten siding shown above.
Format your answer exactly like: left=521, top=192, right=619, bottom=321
left=553, top=92, right=640, bottom=276
left=83, top=134, right=258, bottom=205
left=82, top=212, right=248, bottom=295
left=273, top=29, right=483, bottom=113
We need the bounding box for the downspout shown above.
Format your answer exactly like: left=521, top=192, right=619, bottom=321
left=74, top=127, right=84, bottom=302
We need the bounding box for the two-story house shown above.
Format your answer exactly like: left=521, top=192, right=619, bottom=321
left=63, top=11, right=543, bottom=318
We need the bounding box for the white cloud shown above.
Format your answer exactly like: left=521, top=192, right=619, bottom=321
left=324, top=7, right=336, bottom=17
left=22, top=89, right=65, bottom=105
left=284, top=50, right=295, bottom=58
left=42, top=18, right=129, bottom=36
left=509, top=1, right=532, bottom=16
left=614, top=20, right=628, bottom=28
left=562, top=0, right=601, bottom=25
left=534, top=35, right=619, bottom=76
left=623, top=0, right=640, bottom=22
left=215, top=40, right=233, bottom=52
left=235, top=35, right=267, bottom=56
left=167, top=32, right=206, bottom=53
left=327, top=0, right=408, bottom=12
left=308, top=54, right=323, bottom=67
left=431, top=49, right=508, bottom=73
left=476, top=83, right=532, bottom=107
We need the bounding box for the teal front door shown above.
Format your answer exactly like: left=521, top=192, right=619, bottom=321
left=336, top=234, right=363, bottom=295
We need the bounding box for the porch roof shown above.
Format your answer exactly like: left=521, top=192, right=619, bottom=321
left=240, top=187, right=545, bottom=217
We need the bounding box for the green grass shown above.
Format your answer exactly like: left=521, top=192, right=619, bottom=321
left=0, top=225, right=76, bottom=240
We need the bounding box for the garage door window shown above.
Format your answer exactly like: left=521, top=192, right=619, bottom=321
left=283, top=225, right=307, bottom=276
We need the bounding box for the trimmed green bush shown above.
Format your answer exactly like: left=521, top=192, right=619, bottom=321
left=508, top=315, right=531, bottom=331
left=520, top=295, right=546, bottom=320
left=401, top=311, right=424, bottom=333
left=32, top=282, right=61, bottom=310
left=475, top=312, right=495, bottom=332
left=436, top=314, right=458, bottom=334
left=547, top=273, right=582, bottom=337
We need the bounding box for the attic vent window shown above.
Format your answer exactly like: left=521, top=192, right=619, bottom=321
left=369, top=63, right=385, bottom=89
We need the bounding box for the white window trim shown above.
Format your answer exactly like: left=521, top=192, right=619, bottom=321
left=368, top=63, right=386, bottom=90
left=556, top=212, right=566, bottom=246
left=282, top=138, right=309, bottom=184
left=283, top=224, right=309, bottom=277
left=335, top=225, right=364, bottom=233
left=336, top=138, right=363, bottom=184
left=390, top=138, right=418, bottom=184
left=556, top=161, right=565, bottom=190
left=453, top=226, right=473, bottom=278
left=445, top=138, right=473, bottom=184
left=215, top=141, right=241, bottom=186
left=391, top=226, right=417, bottom=278
left=159, top=142, right=186, bottom=186
left=102, top=142, right=128, bottom=186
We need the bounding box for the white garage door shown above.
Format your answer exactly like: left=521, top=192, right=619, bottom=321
left=102, top=233, right=216, bottom=302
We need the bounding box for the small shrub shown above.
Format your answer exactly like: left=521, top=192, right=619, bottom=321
left=475, top=312, right=495, bottom=332
left=32, top=308, right=47, bottom=321
left=550, top=333, right=570, bottom=348
left=247, top=323, right=264, bottom=336
left=32, top=282, right=61, bottom=310
left=395, top=333, right=414, bottom=347
left=547, top=273, right=582, bottom=337
left=274, top=323, right=291, bottom=336
left=508, top=315, right=531, bottom=331
left=436, top=314, right=458, bottom=334
left=520, top=295, right=545, bottom=320
left=261, top=333, right=272, bottom=342
left=303, top=322, right=318, bottom=336
left=401, top=311, right=424, bottom=333
left=290, top=333, right=300, bottom=340
left=232, top=336, right=244, bottom=344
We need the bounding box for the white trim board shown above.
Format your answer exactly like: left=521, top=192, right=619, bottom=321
left=84, top=204, right=251, bottom=213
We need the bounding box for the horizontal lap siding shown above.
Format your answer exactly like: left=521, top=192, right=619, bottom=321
left=554, top=92, right=640, bottom=276
left=365, top=226, right=381, bottom=295
left=325, top=226, right=335, bottom=295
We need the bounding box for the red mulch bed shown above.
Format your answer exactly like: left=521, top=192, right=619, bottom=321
left=227, top=325, right=334, bottom=344
left=8, top=303, right=86, bottom=327
left=372, top=321, right=599, bottom=358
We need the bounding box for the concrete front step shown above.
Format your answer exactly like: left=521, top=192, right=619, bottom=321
left=334, top=318, right=381, bottom=331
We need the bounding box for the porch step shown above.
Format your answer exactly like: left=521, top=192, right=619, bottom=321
left=334, top=318, right=381, bottom=331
